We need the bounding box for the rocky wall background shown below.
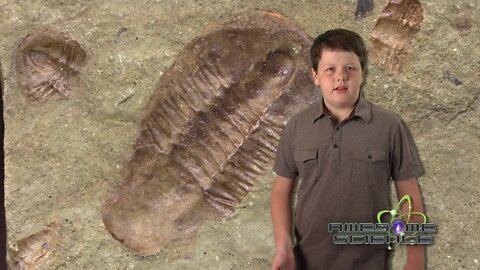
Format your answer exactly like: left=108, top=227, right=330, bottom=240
left=1, top=0, right=479, bottom=269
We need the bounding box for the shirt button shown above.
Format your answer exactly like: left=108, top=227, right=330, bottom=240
left=368, top=154, right=372, bottom=159
left=333, top=144, right=338, bottom=148
left=336, top=127, right=340, bottom=131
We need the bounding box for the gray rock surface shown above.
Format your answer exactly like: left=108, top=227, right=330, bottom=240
left=1, top=0, right=479, bottom=269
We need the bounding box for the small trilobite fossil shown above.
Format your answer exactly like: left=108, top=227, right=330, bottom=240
left=15, top=29, right=87, bottom=101
left=369, top=0, right=423, bottom=75
left=101, top=11, right=318, bottom=255
left=9, top=223, right=60, bottom=270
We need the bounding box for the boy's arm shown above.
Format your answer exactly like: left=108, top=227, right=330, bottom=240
left=395, top=177, right=425, bottom=270
left=270, top=175, right=295, bottom=270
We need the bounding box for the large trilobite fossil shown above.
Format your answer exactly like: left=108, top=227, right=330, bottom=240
left=15, top=29, right=87, bottom=101
left=101, top=11, right=319, bottom=255
left=369, top=0, right=423, bottom=75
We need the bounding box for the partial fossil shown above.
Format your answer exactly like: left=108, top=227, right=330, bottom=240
left=15, top=29, right=87, bottom=101
left=369, top=0, right=423, bottom=75
left=9, top=223, right=60, bottom=270
left=452, top=14, right=474, bottom=35
left=101, top=11, right=318, bottom=255
left=442, top=70, right=462, bottom=86
left=355, top=0, right=375, bottom=20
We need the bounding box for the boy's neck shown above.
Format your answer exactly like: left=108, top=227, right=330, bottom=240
left=323, top=100, right=356, bottom=123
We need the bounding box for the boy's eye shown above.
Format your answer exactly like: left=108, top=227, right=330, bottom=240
left=326, top=67, right=334, bottom=72
left=347, top=66, right=355, bottom=71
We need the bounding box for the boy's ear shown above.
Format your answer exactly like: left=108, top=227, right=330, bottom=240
left=311, top=68, right=319, bottom=85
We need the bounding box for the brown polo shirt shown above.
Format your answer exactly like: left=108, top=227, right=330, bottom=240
left=273, top=96, right=424, bottom=270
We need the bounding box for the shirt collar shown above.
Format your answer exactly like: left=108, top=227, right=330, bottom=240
left=311, top=95, right=371, bottom=124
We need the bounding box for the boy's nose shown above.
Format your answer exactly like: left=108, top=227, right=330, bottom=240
left=337, top=74, right=347, bottom=82
left=336, top=70, right=347, bottom=82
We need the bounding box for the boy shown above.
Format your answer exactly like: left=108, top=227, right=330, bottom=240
left=270, top=29, right=425, bottom=270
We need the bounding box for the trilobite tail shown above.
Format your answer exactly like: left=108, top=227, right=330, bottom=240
left=101, top=167, right=217, bottom=256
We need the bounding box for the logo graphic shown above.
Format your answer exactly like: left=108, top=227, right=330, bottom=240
left=328, top=195, right=437, bottom=249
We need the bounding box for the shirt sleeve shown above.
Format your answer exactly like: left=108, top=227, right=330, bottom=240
left=390, top=119, right=424, bottom=181
left=272, top=118, right=298, bottom=180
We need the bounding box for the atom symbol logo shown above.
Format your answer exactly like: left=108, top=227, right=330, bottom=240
left=377, top=195, right=427, bottom=241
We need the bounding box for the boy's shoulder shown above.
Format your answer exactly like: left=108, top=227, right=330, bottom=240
left=296, top=101, right=319, bottom=116
left=286, top=101, right=322, bottom=126
left=368, top=100, right=404, bottom=127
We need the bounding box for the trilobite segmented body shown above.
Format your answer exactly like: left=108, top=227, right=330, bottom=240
left=369, top=0, right=423, bottom=75
left=101, top=11, right=318, bottom=255
left=15, top=29, right=87, bottom=101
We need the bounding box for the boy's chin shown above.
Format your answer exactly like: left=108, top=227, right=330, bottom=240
left=327, top=95, right=357, bottom=106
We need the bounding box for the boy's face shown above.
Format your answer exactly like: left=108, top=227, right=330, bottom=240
left=312, top=49, right=363, bottom=110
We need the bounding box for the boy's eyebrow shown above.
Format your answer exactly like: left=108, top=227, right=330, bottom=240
left=319, top=62, right=360, bottom=66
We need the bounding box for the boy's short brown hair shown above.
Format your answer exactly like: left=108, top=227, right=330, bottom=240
left=310, top=28, right=368, bottom=82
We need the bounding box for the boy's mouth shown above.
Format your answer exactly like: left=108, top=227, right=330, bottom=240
left=334, top=86, right=348, bottom=92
